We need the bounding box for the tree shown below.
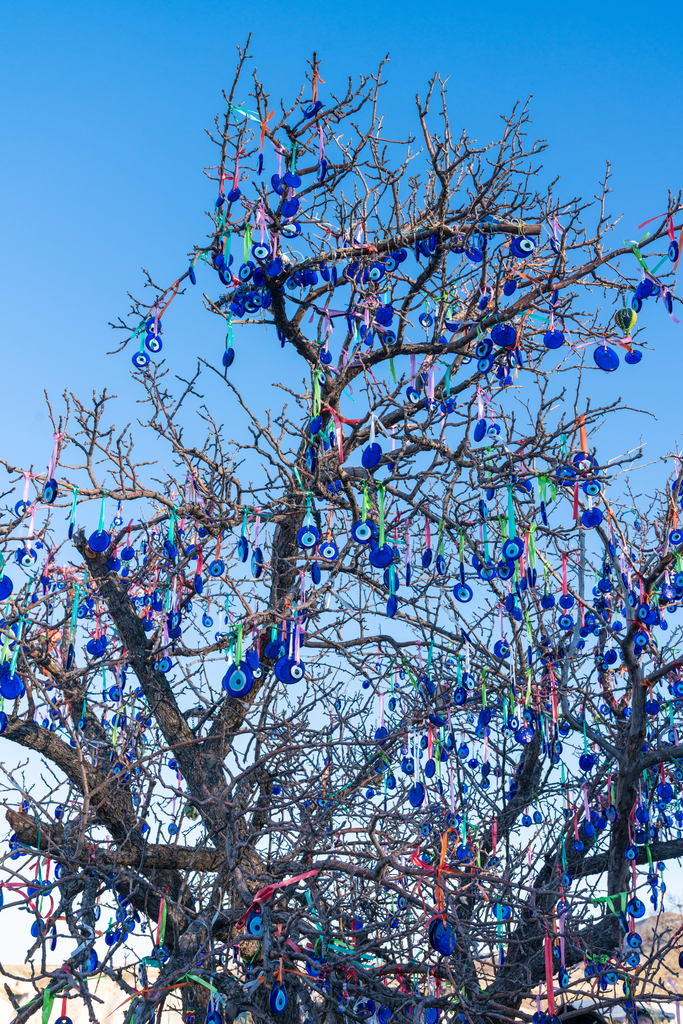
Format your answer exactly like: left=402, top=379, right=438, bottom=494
left=2, top=37, right=683, bottom=1024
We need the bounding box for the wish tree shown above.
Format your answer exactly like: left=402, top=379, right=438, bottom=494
left=2, top=40, right=683, bottom=1024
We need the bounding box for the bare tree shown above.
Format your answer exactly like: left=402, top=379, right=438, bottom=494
left=2, top=38, right=683, bottom=1024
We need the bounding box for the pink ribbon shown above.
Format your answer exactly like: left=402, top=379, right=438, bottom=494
left=47, top=433, right=63, bottom=479
left=235, top=869, right=320, bottom=929
left=256, top=202, right=270, bottom=243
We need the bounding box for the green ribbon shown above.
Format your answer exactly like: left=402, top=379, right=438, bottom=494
left=292, top=467, right=305, bottom=492
left=41, top=988, right=56, bottom=1024
left=228, top=104, right=259, bottom=123
left=507, top=486, right=516, bottom=539
left=223, top=230, right=232, bottom=264
left=185, top=974, right=218, bottom=994
left=10, top=617, right=26, bottom=675
left=158, top=898, right=168, bottom=945
left=378, top=484, right=386, bottom=547
left=236, top=623, right=243, bottom=666
left=592, top=891, right=628, bottom=913
left=313, top=373, right=321, bottom=417
left=69, top=487, right=78, bottom=531
left=168, top=506, right=177, bottom=544
left=226, top=313, right=233, bottom=354
left=630, top=243, right=653, bottom=276
left=98, top=491, right=108, bottom=534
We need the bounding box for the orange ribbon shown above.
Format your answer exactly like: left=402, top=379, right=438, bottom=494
left=260, top=110, right=274, bottom=150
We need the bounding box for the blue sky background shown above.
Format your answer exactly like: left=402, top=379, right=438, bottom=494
left=0, top=0, right=682, bottom=963
left=1, top=0, right=681, bottom=492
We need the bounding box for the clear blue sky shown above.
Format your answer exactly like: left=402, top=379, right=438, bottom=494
left=0, top=0, right=683, bottom=965
left=0, top=0, right=681, bottom=475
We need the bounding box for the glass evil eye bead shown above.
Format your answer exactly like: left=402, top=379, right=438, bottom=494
left=351, top=520, right=376, bottom=544
left=270, top=983, right=288, bottom=1015
left=543, top=330, right=564, bottom=350
left=245, top=908, right=263, bottom=936
left=274, top=656, right=306, bottom=685
left=88, top=530, right=111, bottom=553
left=509, top=235, right=536, bottom=258
left=252, top=242, right=271, bottom=261
left=132, top=351, right=150, bottom=369
left=627, top=898, right=646, bottom=919
left=208, top=559, right=225, bottom=577
left=582, top=507, right=603, bottom=528
left=297, top=525, right=320, bottom=550
left=361, top=443, right=382, bottom=469
left=453, top=583, right=473, bottom=603
left=265, top=257, right=284, bottom=278
left=408, top=782, right=425, bottom=808
left=369, top=543, right=394, bottom=569
left=222, top=661, right=254, bottom=698
left=42, top=479, right=58, bottom=504
left=251, top=547, right=264, bottom=578
left=145, top=333, right=163, bottom=353
left=491, top=323, right=517, bottom=348
left=163, top=539, right=177, bottom=561
left=320, top=540, right=338, bottom=561
left=502, top=537, right=524, bottom=561
left=593, top=344, right=619, bottom=372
